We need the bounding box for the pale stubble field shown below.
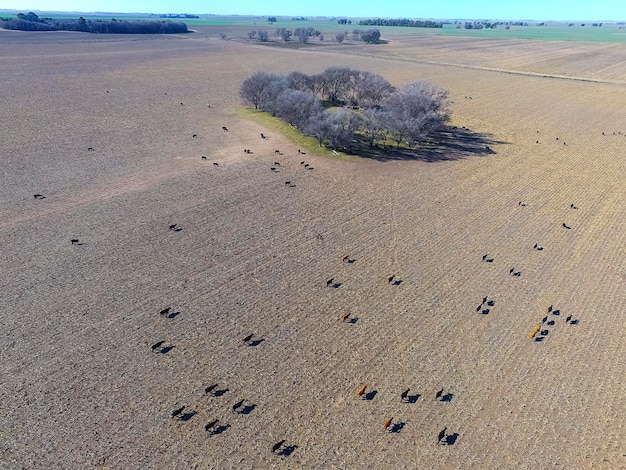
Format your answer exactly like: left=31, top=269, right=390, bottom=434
left=0, top=28, right=624, bottom=469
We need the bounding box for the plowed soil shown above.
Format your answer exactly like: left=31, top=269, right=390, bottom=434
left=1, top=27, right=624, bottom=469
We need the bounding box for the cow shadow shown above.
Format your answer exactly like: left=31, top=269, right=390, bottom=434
left=480, top=309, right=490, bottom=315
left=166, top=311, right=181, bottom=319
left=178, top=411, right=197, bottom=422
left=406, top=393, right=421, bottom=404
left=247, top=338, right=264, bottom=347
left=279, top=444, right=299, bottom=456
left=570, top=319, right=579, bottom=325
left=210, top=424, right=231, bottom=435
left=159, top=345, right=175, bottom=354
left=331, top=282, right=342, bottom=289
left=363, top=390, right=378, bottom=401
left=540, top=329, right=549, bottom=336
left=487, top=300, right=496, bottom=307
left=441, top=393, right=454, bottom=403
left=444, top=433, right=459, bottom=445
left=547, top=320, right=555, bottom=326
left=238, top=404, right=257, bottom=415
left=535, top=336, right=545, bottom=342
left=347, top=317, right=359, bottom=324
left=392, top=279, right=403, bottom=286
left=390, top=422, right=406, bottom=433
left=213, top=388, right=229, bottom=397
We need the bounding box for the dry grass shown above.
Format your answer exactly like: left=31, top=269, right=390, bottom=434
left=1, top=27, right=625, bottom=469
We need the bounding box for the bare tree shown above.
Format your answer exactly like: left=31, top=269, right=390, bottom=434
left=330, top=109, right=363, bottom=151
left=287, top=71, right=314, bottom=93
left=356, top=72, right=395, bottom=108
left=257, top=30, right=269, bottom=42
left=240, top=72, right=287, bottom=111
left=275, top=89, right=322, bottom=130
left=258, top=75, right=289, bottom=115
left=305, top=110, right=333, bottom=146
left=294, top=27, right=309, bottom=43
left=318, top=67, right=357, bottom=104
left=335, top=32, right=345, bottom=43
left=277, top=28, right=292, bottom=42
left=361, top=29, right=381, bottom=43
left=383, top=81, right=449, bottom=147
left=361, top=108, right=391, bottom=148
left=240, top=72, right=271, bottom=109
left=219, top=32, right=227, bottom=39
left=342, top=71, right=394, bottom=108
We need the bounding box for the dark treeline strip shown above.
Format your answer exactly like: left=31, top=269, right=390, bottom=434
left=358, top=18, right=443, bottom=28
left=0, top=12, right=188, bottom=34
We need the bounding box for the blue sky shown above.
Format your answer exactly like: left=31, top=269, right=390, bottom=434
left=2, top=0, right=626, bottom=21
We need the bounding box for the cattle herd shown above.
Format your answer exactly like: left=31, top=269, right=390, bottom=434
left=32, top=123, right=604, bottom=462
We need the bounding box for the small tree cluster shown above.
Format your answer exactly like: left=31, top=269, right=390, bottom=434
left=266, top=27, right=321, bottom=43
left=349, top=28, right=381, bottom=43
left=240, top=68, right=449, bottom=152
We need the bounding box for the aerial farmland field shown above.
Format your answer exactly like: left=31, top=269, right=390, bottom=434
left=0, top=22, right=624, bottom=469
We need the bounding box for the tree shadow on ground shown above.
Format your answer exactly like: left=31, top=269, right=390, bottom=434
left=351, top=125, right=509, bottom=162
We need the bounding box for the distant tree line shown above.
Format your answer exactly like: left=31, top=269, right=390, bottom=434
left=240, top=67, right=449, bottom=152
left=358, top=18, right=443, bottom=28
left=247, top=27, right=382, bottom=44
left=456, top=20, right=528, bottom=29
left=155, top=14, right=199, bottom=19
left=0, top=12, right=188, bottom=34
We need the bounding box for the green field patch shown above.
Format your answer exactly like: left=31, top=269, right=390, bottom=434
left=237, top=107, right=355, bottom=161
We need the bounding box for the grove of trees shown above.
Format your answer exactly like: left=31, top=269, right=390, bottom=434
left=0, top=12, right=188, bottom=34
left=240, top=68, right=450, bottom=153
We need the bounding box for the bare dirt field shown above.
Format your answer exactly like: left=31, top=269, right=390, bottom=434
left=1, top=26, right=624, bottom=469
